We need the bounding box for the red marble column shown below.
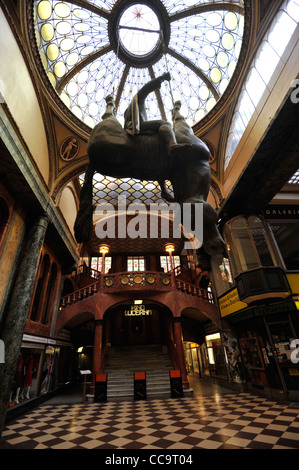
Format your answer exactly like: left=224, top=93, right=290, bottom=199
left=91, top=319, right=103, bottom=391
left=173, top=317, right=189, bottom=389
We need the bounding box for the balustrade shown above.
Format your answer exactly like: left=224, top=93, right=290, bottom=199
left=60, top=271, right=214, bottom=309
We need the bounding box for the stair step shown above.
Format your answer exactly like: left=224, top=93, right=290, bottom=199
left=104, top=344, right=176, bottom=399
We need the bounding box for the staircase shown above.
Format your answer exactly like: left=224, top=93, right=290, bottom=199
left=104, top=344, right=174, bottom=400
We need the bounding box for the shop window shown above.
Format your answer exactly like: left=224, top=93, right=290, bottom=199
left=127, top=256, right=145, bottom=272
left=224, top=216, right=279, bottom=278
left=223, top=225, right=239, bottom=277
left=160, top=255, right=180, bottom=273
left=205, top=333, right=227, bottom=379
left=206, top=333, right=220, bottom=365
left=91, top=256, right=111, bottom=274
left=231, top=218, right=259, bottom=271
left=248, top=216, right=275, bottom=267
left=269, top=222, right=299, bottom=270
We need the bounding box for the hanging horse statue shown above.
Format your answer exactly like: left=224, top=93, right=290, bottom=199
left=74, top=74, right=226, bottom=269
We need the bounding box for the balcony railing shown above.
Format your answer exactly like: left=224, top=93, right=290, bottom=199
left=60, top=270, right=214, bottom=309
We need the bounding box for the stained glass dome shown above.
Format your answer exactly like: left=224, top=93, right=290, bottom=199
left=34, top=0, right=245, bottom=129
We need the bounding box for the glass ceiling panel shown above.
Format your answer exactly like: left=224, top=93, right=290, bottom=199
left=79, top=173, right=174, bottom=206
left=60, top=50, right=126, bottom=128
left=35, top=1, right=109, bottom=90
left=33, top=0, right=245, bottom=207
left=34, top=0, right=244, bottom=128
left=162, top=0, right=244, bottom=15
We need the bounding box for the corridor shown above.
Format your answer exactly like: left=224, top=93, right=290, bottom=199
left=1, top=378, right=299, bottom=450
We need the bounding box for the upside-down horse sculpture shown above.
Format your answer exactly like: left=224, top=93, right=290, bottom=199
left=74, top=73, right=226, bottom=269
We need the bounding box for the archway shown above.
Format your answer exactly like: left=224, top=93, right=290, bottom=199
left=103, top=299, right=173, bottom=348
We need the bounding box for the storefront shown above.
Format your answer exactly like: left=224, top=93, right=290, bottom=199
left=9, top=333, right=74, bottom=408
left=184, top=342, right=204, bottom=378
left=219, top=286, right=299, bottom=401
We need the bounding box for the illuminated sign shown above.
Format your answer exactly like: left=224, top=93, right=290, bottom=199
left=218, top=288, right=248, bottom=318
left=124, top=304, right=152, bottom=316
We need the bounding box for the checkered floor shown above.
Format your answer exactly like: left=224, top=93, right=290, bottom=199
left=1, top=392, right=299, bottom=450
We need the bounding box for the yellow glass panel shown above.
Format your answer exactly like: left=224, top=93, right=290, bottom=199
left=224, top=12, right=238, bottom=31
left=217, top=51, right=229, bottom=68
left=38, top=1, right=52, bottom=20
left=206, top=97, right=216, bottom=112
left=47, top=71, right=56, bottom=87
left=210, top=67, right=221, bottom=83
left=222, top=33, right=234, bottom=50
left=40, top=52, right=48, bottom=69
left=54, top=61, right=66, bottom=77
left=41, top=23, right=54, bottom=41
left=60, top=92, right=71, bottom=107
left=47, top=43, right=59, bottom=61
left=35, top=30, right=41, bottom=48
left=54, top=2, right=71, bottom=18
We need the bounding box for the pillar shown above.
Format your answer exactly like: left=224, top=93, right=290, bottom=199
left=91, top=319, right=103, bottom=391
left=173, top=317, right=189, bottom=389
left=0, top=214, right=49, bottom=436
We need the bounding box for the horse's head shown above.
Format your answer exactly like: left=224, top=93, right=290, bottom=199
left=202, top=202, right=226, bottom=256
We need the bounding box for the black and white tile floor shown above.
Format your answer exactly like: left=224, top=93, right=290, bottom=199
left=1, top=388, right=299, bottom=450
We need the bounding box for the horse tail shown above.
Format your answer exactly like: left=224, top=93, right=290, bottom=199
left=74, top=163, right=95, bottom=243
left=159, top=180, right=176, bottom=203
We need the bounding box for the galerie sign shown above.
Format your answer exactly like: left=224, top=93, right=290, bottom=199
left=124, top=305, right=152, bottom=317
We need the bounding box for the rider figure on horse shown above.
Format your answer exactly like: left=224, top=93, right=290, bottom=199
left=124, top=73, right=188, bottom=156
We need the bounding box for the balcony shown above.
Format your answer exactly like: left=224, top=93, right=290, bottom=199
left=60, top=270, right=214, bottom=309
left=235, top=267, right=292, bottom=304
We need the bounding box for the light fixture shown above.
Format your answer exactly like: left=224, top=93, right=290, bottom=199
left=99, top=244, right=110, bottom=274
left=99, top=244, right=110, bottom=255
left=164, top=243, right=175, bottom=254
left=134, top=300, right=143, bottom=305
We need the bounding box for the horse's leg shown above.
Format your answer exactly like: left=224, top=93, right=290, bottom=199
left=74, top=164, right=95, bottom=243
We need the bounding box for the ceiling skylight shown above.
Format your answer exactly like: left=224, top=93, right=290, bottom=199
left=34, top=0, right=245, bottom=128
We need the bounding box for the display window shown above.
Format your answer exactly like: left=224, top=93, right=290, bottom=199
left=9, top=348, right=42, bottom=406
left=205, top=333, right=228, bottom=379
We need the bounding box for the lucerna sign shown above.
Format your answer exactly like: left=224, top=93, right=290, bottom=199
left=124, top=305, right=152, bottom=317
